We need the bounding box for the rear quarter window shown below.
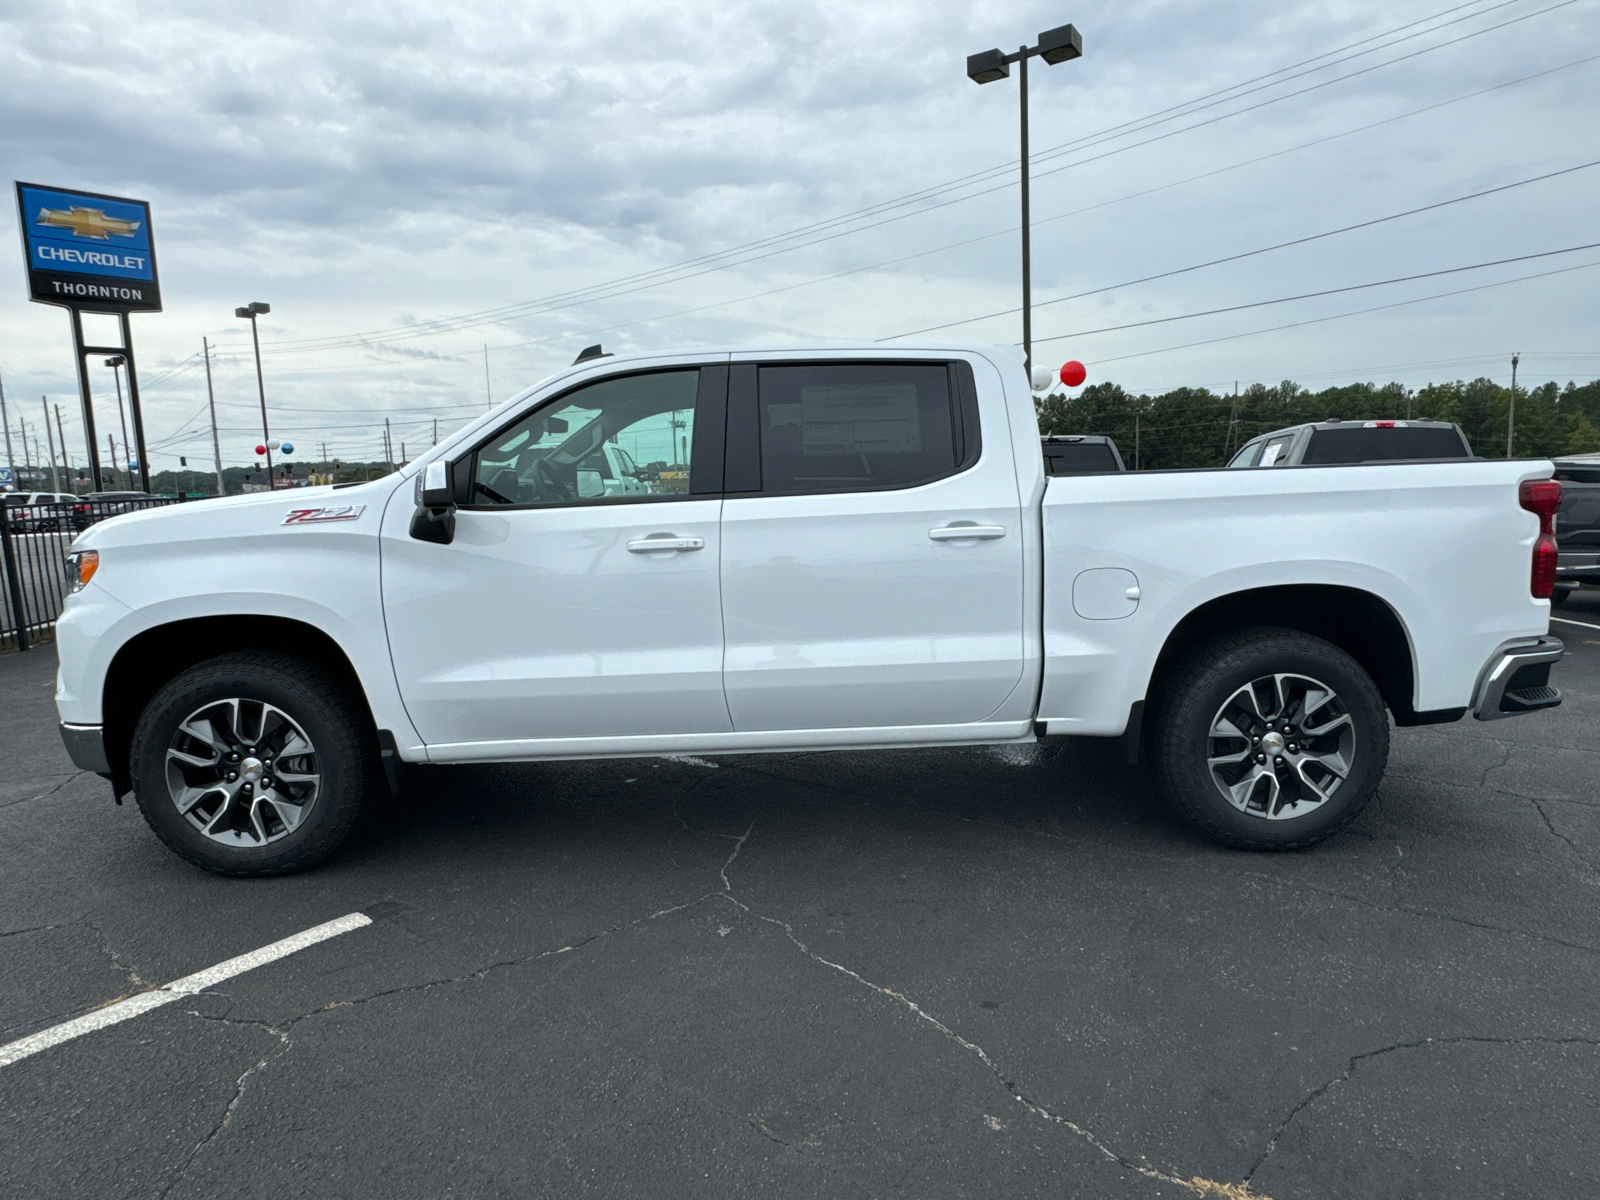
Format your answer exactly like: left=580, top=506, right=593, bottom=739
left=1042, top=443, right=1120, bottom=476
left=1302, top=427, right=1469, bottom=464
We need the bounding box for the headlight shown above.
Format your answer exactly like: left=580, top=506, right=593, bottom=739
left=66, top=550, right=99, bottom=593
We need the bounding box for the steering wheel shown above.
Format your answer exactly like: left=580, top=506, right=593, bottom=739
left=535, top=457, right=578, bottom=504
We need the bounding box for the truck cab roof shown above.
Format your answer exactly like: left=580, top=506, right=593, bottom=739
left=1227, top=418, right=1473, bottom=468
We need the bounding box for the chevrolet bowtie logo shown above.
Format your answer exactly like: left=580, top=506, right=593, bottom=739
left=35, top=206, right=141, bottom=240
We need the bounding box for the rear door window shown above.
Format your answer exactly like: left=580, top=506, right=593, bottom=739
left=753, top=363, right=964, bottom=494
left=1257, top=436, right=1294, bottom=466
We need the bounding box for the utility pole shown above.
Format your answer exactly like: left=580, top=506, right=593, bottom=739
left=19, top=418, right=31, bottom=481
left=202, top=337, right=225, bottom=496
left=107, top=433, right=119, bottom=487
left=433, top=418, right=438, bottom=446
left=484, top=344, right=492, bottom=409
left=1134, top=409, right=1140, bottom=471
left=42, top=398, right=60, bottom=492
left=54, top=406, right=73, bottom=492
left=1506, top=352, right=1520, bottom=458
left=384, top=418, right=393, bottom=472
left=0, top=367, right=15, bottom=488
left=1225, top=382, right=1240, bottom=458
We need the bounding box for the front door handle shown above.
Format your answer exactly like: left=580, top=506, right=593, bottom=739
left=627, top=535, right=705, bottom=553
left=929, top=524, right=1006, bottom=541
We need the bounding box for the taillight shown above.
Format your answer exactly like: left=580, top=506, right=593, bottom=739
left=1520, top=478, right=1563, bottom=599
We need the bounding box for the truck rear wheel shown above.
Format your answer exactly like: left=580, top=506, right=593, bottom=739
left=1150, top=627, right=1388, bottom=850
left=130, top=652, right=377, bottom=876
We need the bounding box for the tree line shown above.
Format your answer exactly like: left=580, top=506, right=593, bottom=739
left=1036, top=376, right=1600, bottom=470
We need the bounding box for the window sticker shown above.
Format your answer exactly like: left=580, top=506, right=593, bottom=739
left=1259, top=442, right=1284, bottom=466
left=794, top=385, right=921, bottom=455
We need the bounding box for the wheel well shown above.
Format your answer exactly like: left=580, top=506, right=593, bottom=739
left=1147, top=585, right=1426, bottom=724
left=101, top=616, right=370, bottom=792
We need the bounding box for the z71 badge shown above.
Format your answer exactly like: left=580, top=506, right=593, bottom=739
left=282, top=504, right=366, bottom=525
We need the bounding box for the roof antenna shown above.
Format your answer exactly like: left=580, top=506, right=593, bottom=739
left=573, top=344, right=610, bottom=365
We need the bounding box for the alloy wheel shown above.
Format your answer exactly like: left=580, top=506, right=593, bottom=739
left=164, top=697, right=321, bottom=846
left=1206, top=673, right=1355, bottom=820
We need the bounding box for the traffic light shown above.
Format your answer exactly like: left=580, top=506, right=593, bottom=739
left=180, top=456, right=187, bottom=467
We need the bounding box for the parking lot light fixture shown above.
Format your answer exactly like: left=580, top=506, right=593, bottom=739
left=236, top=302, right=273, bottom=478
left=967, top=21, right=1084, bottom=377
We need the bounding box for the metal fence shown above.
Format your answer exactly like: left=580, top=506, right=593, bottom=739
left=0, top=495, right=192, bottom=652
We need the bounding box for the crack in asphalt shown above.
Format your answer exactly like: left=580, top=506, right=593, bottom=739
left=1524, top=796, right=1600, bottom=877
left=85, top=917, right=146, bottom=989
left=0, top=769, right=90, bottom=810
left=1244, top=1034, right=1600, bottom=1183
left=707, top=818, right=1257, bottom=1198
left=926, top=807, right=1600, bottom=959
left=157, top=1015, right=291, bottom=1200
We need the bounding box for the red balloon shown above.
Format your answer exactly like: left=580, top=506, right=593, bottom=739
left=1060, top=360, right=1087, bottom=388
left=254, top=444, right=267, bottom=455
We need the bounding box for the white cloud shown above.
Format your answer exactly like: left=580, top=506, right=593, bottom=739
left=0, top=0, right=1595, bottom=470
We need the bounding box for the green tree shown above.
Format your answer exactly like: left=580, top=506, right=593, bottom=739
left=1568, top=414, right=1600, bottom=455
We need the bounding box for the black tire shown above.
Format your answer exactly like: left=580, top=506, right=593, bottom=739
left=130, top=651, right=377, bottom=876
left=1150, top=626, right=1389, bottom=850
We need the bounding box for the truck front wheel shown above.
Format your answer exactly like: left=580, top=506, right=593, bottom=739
left=130, top=652, right=377, bottom=876
left=1150, top=627, right=1389, bottom=850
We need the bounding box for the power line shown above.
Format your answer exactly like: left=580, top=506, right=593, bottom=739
left=885, top=156, right=1600, bottom=339
left=251, top=0, right=1541, bottom=357
left=1032, top=241, right=1600, bottom=346
left=1076, top=255, right=1600, bottom=365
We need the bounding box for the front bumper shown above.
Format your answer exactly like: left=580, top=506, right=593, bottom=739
left=1471, top=637, right=1564, bottom=721
left=59, top=723, right=111, bottom=774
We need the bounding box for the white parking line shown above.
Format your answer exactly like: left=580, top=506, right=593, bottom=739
left=1551, top=616, right=1600, bottom=632
left=0, top=911, right=372, bottom=1070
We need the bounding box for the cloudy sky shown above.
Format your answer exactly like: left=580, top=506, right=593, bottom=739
left=1, top=0, right=1596, bottom=472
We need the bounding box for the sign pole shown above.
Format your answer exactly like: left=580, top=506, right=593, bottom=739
left=69, top=309, right=104, bottom=492
left=120, top=312, right=151, bottom=493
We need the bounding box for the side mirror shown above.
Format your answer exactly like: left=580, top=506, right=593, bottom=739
left=411, top=459, right=457, bottom=545
left=420, top=460, right=453, bottom=508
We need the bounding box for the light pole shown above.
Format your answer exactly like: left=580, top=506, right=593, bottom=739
left=236, top=301, right=273, bottom=479
left=967, top=23, right=1083, bottom=378
left=106, top=356, right=133, bottom=489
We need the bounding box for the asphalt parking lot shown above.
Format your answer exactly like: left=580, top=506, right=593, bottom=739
left=3, top=606, right=1598, bottom=1200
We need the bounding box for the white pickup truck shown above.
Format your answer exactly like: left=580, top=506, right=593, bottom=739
left=54, top=344, right=1565, bottom=875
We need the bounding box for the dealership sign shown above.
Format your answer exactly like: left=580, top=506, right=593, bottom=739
left=14, top=182, right=161, bottom=311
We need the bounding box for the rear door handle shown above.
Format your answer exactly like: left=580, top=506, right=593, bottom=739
left=627, top=535, right=705, bottom=553
left=929, top=524, right=1006, bottom=541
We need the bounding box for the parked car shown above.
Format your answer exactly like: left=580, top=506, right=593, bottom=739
left=56, top=345, right=1563, bottom=875
left=1227, top=419, right=1473, bottom=468
left=1041, top=434, right=1125, bottom=476
left=73, top=491, right=154, bottom=529
left=1551, top=453, right=1600, bottom=606
left=2, top=491, right=78, bottom=532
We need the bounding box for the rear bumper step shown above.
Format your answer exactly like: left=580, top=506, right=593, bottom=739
left=1472, top=637, right=1564, bottom=721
